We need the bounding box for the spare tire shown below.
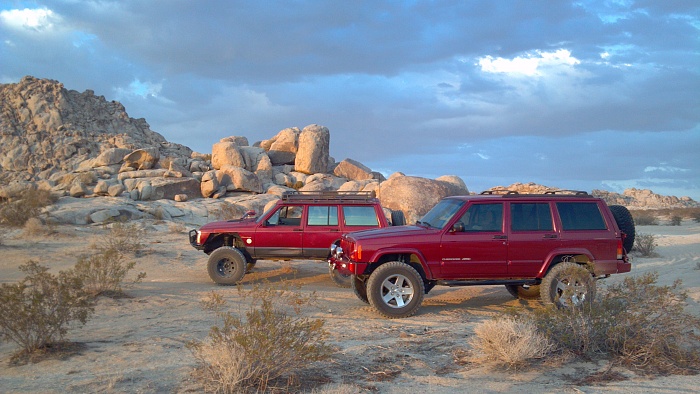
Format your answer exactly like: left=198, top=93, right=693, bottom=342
left=390, top=210, right=405, bottom=226
left=609, top=205, right=635, bottom=253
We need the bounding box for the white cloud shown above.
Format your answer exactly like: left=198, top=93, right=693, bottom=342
left=477, top=49, right=580, bottom=77
left=644, top=165, right=689, bottom=173
left=0, top=8, right=60, bottom=32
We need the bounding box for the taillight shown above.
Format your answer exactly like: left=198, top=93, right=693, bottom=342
left=617, top=239, right=623, bottom=260
left=349, top=243, right=362, bottom=261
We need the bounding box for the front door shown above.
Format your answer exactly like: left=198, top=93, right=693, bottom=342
left=253, top=205, right=304, bottom=258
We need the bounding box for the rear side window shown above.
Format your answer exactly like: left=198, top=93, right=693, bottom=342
left=343, top=206, right=379, bottom=226
left=511, top=203, right=553, bottom=231
left=307, top=205, right=339, bottom=226
left=556, top=202, right=607, bottom=230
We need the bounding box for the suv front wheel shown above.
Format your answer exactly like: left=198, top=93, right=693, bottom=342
left=367, top=262, right=425, bottom=318
left=207, top=247, right=247, bottom=285
left=540, top=262, right=595, bottom=308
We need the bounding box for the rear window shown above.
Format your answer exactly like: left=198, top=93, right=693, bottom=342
left=511, top=203, right=553, bottom=231
left=307, top=205, right=339, bottom=226
left=343, top=206, right=379, bottom=226
left=556, top=202, right=607, bottom=230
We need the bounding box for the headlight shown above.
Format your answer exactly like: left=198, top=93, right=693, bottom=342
left=334, top=246, right=343, bottom=258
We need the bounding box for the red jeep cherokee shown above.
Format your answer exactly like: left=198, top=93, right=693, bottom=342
left=190, top=191, right=405, bottom=286
left=329, top=190, right=635, bottom=318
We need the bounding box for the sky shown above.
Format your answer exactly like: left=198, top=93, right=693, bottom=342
left=1, top=1, right=699, bottom=199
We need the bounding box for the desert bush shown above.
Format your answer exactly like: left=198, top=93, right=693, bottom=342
left=670, top=215, right=682, bottom=226
left=634, top=233, right=658, bottom=257
left=92, top=222, right=144, bottom=255
left=631, top=211, right=659, bottom=226
left=693, top=211, right=700, bottom=223
left=0, top=188, right=56, bottom=227
left=469, top=316, right=553, bottom=369
left=189, top=284, right=334, bottom=392
left=0, top=261, right=94, bottom=362
left=531, top=273, right=700, bottom=375
left=73, top=247, right=146, bottom=297
left=168, top=222, right=186, bottom=233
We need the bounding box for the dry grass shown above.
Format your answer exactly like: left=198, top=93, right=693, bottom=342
left=469, top=316, right=553, bottom=369
left=634, top=233, right=658, bottom=257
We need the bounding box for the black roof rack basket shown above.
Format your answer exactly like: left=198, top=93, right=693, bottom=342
left=281, top=190, right=377, bottom=202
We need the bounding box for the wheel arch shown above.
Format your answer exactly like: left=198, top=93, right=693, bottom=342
left=538, top=250, right=595, bottom=278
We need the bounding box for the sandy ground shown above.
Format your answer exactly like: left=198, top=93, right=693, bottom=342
left=0, top=220, right=698, bottom=393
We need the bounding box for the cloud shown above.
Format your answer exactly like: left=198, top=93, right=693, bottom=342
left=478, top=49, right=581, bottom=76
left=0, top=7, right=60, bottom=32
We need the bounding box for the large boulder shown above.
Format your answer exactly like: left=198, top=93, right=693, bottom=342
left=211, top=140, right=246, bottom=170
left=333, top=158, right=374, bottom=181
left=94, top=148, right=131, bottom=167
left=200, top=170, right=220, bottom=198
left=299, top=173, right=346, bottom=192
left=378, top=175, right=458, bottom=225
left=262, top=127, right=300, bottom=165
left=120, top=148, right=160, bottom=172
left=216, top=165, right=263, bottom=193
left=147, top=177, right=202, bottom=201
left=436, top=175, right=469, bottom=196
left=295, top=124, right=330, bottom=174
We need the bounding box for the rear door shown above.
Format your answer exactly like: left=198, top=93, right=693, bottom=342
left=439, top=202, right=508, bottom=278
left=302, top=204, right=341, bottom=258
left=554, top=201, right=617, bottom=260
left=507, top=202, right=559, bottom=277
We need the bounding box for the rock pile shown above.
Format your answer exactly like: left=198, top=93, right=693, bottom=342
left=0, top=76, right=469, bottom=225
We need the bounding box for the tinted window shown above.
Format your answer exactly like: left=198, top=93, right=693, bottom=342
left=556, top=202, right=607, bottom=230
left=457, top=203, right=503, bottom=232
left=307, top=205, right=339, bottom=226
left=268, top=205, right=303, bottom=226
left=511, top=203, right=553, bottom=231
left=343, top=206, right=379, bottom=226
left=420, top=199, right=465, bottom=229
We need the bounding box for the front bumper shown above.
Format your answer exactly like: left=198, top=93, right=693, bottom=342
left=189, top=229, right=205, bottom=250
left=328, top=243, right=368, bottom=275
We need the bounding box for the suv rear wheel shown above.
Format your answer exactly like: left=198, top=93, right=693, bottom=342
left=540, top=262, right=595, bottom=308
left=505, top=284, right=541, bottom=299
left=207, top=247, right=247, bottom=285
left=367, top=262, right=425, bottom=318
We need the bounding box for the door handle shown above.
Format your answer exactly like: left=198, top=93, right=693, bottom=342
left=543, top=234, right=558, bottom=239
left=493, top=235, right=507, bottom=240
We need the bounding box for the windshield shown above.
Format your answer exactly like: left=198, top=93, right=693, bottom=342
left=419, top=199, right=465, bottom=229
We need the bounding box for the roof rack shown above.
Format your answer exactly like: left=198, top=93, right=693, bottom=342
left=480, top=189, right=591, bottom=197
left=281, top=190, right=377, bottom=202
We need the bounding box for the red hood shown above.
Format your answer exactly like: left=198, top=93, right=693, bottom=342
left=199, top=217, right=258, bottom=233
left=344, top=224, right=437, bottom=242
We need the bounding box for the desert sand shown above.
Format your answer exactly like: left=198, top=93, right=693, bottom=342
left=0, top=220, right=698, bottom=393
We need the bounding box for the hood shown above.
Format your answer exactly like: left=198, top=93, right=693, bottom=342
left=345, top=225, right=436, bottom=241
left=199, top=217, right=258, bottom=232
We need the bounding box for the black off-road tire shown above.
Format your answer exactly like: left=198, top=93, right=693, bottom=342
left=609, top=205, right=635, bottom=253
left=207, top=247, right=247, bottom=285
left=391, top=210, right=406, bottom=226
left=351, top=275, right=369, bottom=304
left=505, top=284, right=541, bottom=299
left=328, top=265, right=352, bottom=288
left=366, top=262, right=425, bottom=318
left=540, top=262, right=595, bottom=308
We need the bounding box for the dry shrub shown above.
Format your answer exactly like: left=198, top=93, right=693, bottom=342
left=22, top=217, right=56, bottom=237
left=189, top=284, right=334, bottom=392
left=73, top=247, right=146, bottom=297
left=532, top=272, right=700, bottom=375
left=0, top=261, right=94, bottom=363
left=168, top=222, right=186, bottom=233
left=469, top=316, right=553, bottom=369
left=634, top=233, right=658, bottom=257
left=0, top=188, right=56, bottom=227
left=92, top=222, right=144, bottom=255
left=631, top=211, right=659, bottom=226
left=670, top=215, right=682, bottom=226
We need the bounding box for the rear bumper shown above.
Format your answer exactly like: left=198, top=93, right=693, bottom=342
left=594, top=258, right=631, bottom=276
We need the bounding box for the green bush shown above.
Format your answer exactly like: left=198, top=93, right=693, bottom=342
left=670, top=215, right=682, bottom=226
left=634, top=233, right=658, bottom=257
left=189, top=284, right=334, bottom=392
left=73, top=247, right=146, bottom=297
left=530, top=273, right=700, bottom=375
left=0, top=261, right=94, bottom=363
left=0, top=189, right=56, bottom=227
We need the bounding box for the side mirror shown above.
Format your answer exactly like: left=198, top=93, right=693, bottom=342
left=451, top=222, right=465, bottom=233
left=242, top=210, right=256, bottom=219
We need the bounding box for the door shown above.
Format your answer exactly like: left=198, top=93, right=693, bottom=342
left=253, top=204, right=304, bottom=257
left=507, top=202, right=559, bottom=277
left=303, top=205, right=341, bottom=258
left=439, top=203, right=508, bottom=278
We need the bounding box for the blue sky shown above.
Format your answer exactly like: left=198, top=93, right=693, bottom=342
left=1, top=1, right=699, bottom=199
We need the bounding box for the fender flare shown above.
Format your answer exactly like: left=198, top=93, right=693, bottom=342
left=537, top=248, right=595, bottom=278
left=366, top=248, right=438, bottom=280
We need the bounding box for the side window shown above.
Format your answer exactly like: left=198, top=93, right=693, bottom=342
left=511, top=203, right=553, bottom=231
left=269, top=205, right=303, bottom=226
left=556, top=202, right=607, bottom=230
left=307, top=205, right=339, bottom=226
left=343, top=206, right=379, bottom=226
left=457, top=203, right=503, bottom=232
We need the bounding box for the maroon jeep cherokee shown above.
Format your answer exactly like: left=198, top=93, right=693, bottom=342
left=329, top=190, right=635, bottom=318
left=190, top=191, right=405, bottom=286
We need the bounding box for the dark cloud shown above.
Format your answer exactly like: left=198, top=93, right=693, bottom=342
left=1, top=0, right=698, bottom=199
